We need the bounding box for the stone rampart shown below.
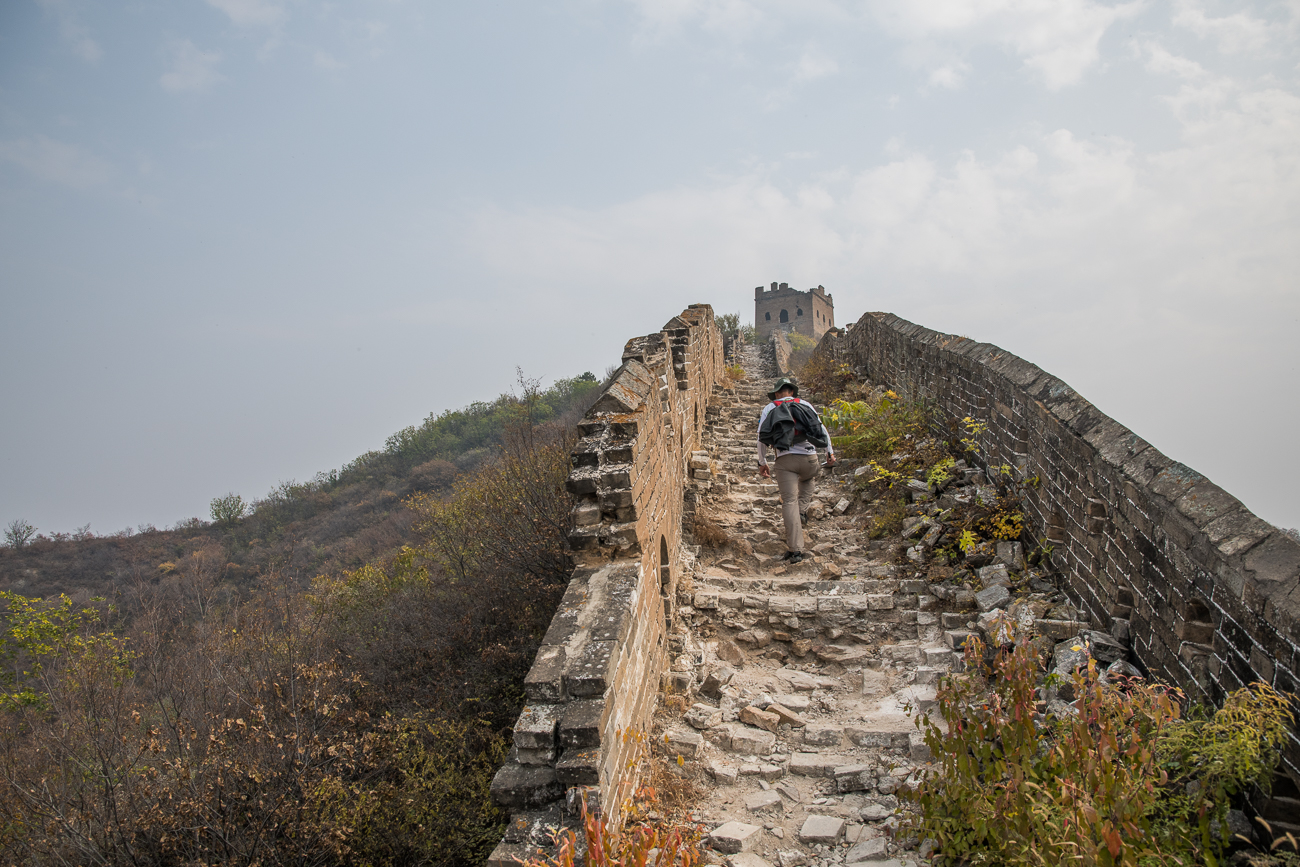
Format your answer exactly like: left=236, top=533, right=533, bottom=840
left=816, top=312, right=1300, bottom=780
left=488, top=304, right=725, bottom=863
left=771, top=330, right=793, bottom=377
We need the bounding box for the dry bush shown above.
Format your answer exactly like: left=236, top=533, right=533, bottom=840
left=689, top=513, right=731, bottom=548
left=407, top=403, right=574, bottom=586
left=1, top=569, right=510, bottom=867
left=0, top=374, right=591, bottom=867
left=798, top=351, right=854, bottom=402
left=409, top=457, right=458, bottom=491
left=644, top=748, right=704, bottom=821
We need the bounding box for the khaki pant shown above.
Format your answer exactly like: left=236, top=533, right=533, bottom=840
left=774, top=453, right=820, bottom=553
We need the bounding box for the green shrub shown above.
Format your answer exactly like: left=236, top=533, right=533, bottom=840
left=209, top=492, right=248, bottom=525
left=826, top=392, right=931, bottom=461
left=865, top=496, right=906, bottom=539
left=910, top=636, right=1292, bottom=867
left=308, top=715, right=509, bottom=867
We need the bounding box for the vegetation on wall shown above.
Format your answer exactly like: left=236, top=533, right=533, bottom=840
left=911, top=636, right=1292, bottom=867
left=785, top=330, right=818, bottom=373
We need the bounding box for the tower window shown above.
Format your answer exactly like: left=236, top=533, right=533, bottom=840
left=779, top=309, right=789, bottom=323
left=796, top=308, right=803, bottom=317
left=765, top=312, right=771, bottom=321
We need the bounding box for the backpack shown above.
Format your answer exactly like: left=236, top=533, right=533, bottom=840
left=759, top=398, right=829, bottom=450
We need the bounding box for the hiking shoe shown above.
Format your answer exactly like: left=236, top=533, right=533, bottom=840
left=787, top=552, right=805, bottom=565
left=781, top=550, right=800, bottom=562
left=799, top=512, right=808, bottom=524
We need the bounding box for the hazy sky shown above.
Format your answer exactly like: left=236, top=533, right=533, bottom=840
left=2, top=0, right=1298, bottom=536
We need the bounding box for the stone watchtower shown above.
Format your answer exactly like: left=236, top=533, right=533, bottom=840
left=755, top=282, right=835, bottom=341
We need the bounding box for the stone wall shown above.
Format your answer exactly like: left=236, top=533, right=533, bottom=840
left=488, top=304, right=725, bottom=864
left=816, top=312, right=1300, bottom=780
left=771, top=330, right=793, bottom=378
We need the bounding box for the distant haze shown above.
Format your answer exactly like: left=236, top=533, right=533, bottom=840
left=2, top=1, right=1297, bottom=535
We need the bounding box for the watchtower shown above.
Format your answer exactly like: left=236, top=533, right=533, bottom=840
left=755, top=282, right=835, bottom=341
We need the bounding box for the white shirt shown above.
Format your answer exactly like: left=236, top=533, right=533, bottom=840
left=757, top=398, right=834, bottom=466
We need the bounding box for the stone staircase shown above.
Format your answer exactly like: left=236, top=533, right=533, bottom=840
left=658, top=343, right=954, bottom=867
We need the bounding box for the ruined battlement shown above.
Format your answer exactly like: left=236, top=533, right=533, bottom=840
left=755, top=281, right=835, bottom=342
left=487, top=304, right=725, bottom=864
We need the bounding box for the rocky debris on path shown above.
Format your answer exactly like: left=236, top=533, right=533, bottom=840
left=652, top=342, right=1142, bottom=865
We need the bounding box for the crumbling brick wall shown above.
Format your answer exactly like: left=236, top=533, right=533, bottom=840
left=488, top=304, right=724, bottom=863
left=771, top=329, right=793, bottom=377
left=818, top=311, right=1300, bottom=780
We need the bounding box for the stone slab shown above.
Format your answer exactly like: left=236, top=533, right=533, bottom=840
left=845, top=836, right=889, bottom=863
left=745, top=790, right=783, bottom=813
left=799, top=815, right=845, bottom=844
left=789, top=752, right=852, bottom=776
left=710, top=821, right=762, bottom=854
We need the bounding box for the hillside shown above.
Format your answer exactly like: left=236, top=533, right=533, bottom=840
left=0, top=370, right=602, bottom=866
left=0, top=372, right=601, bottom=606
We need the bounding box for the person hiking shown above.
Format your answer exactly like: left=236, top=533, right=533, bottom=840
left=757, top=377, right=835, bottom=565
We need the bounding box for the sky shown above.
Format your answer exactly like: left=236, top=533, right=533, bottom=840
left=1, top=0, right=1298, bottom=537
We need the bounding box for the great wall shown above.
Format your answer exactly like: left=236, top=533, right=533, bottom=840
left=487, top=298, right=1300, bottom=866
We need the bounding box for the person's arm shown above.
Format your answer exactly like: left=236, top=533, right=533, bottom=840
left=757, top=405, right=772, bottom=476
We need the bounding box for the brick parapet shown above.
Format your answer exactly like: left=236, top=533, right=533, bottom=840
left=816, top=311, right=1300, bottom=779
left=488, top=304, right=725, bottom=863
left=771, top=330, right=793, bottom=377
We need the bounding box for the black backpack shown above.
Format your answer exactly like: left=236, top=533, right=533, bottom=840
left=759, top=398, right=829, bottom=450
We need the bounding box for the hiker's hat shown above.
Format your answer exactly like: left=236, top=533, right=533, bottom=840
left=768, top=377, right=799, bottom=401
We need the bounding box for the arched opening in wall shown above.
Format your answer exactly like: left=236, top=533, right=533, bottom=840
left=659, top=535, right=671, bottom=590
left=1177, top=597, right=1216, bottom=692
left=1177, top=598, right=1215, bottom=647
left=779, top=309, right=789, bottom=323
left=659, top=535, right=671, bottom=630
left=796, top=308, right=803, bottom=317
left=765, top=312, right=771, bottom=321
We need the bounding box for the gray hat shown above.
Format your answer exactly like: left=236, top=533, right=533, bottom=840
left=767, top=377, right=799, bottom=401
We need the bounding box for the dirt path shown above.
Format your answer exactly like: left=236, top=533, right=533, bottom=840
left=657, top=343, right=950, bottom=867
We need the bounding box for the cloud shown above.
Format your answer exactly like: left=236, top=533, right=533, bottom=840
left=462, top=68, right=1299, bottom=320
left=868, top=0, right=1141, bottom=89
left=456, top=65, right=1300, bottom=526
left=313, top=50, right=346, bottom=71
left=205, top=0, right=287, bottom=29
left=617, top=0, right=1135, bottom=87
left=1142, top=41, right=1209, bottom=79
left=37, top=0, right=102, bottom=63
left=762, top=45, right=840, bottom=108
left=160, top=40, right=223, bottom=93
left=794, top=48, right=839, bottom=82
left=928, top=59, right=970, bottom=89
left=0, top=135, right=112, bottom=188
left=624, top=0, right=769, bottom=40
left=1172, top=1, right=1271, bottom=54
